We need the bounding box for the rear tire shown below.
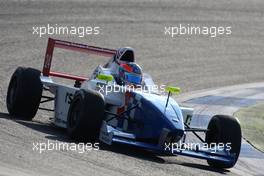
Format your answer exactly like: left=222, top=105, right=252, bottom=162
left=6, top=67, right=43, bottom=120
left=205, top=115, right=241, bottom=169
left=67, top=89, right=105, bottom=141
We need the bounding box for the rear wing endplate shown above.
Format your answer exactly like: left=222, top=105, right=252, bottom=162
left=42, top=38, right=116, bottom=81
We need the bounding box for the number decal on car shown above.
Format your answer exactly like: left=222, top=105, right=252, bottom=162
left=65, top=92, right=73, bottom=104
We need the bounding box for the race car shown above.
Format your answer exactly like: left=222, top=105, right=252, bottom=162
left=6, top=38, right=241, bottom=169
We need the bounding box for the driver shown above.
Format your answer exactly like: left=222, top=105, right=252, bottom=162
left=92, top=47, right=143, bottom=90
left=106, top=47, right=142, bottom=86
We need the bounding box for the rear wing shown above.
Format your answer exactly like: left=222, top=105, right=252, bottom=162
left=42, top=38, right=116, bottom=81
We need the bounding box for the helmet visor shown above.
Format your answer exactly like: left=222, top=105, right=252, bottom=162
left=124, top=72, right=141, bottom=85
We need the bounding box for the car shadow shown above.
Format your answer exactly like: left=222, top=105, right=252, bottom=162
left=0, top=112, right=70, bottom=142
left=99, top=142, right=166, bottom=163
left=167, top=160, right=230, bottom=174
left=0, top=112, right=229, bottom=174
left=181, top=163, right=230, bottom=174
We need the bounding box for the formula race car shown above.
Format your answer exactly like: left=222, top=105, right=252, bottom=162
left=6, top=38, right=241, bottom=169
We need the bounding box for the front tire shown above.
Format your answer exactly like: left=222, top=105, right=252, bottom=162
left=67, top=89, right=105, bottom=141
left=6, top=67, right=43, bottom=120
left=205, top=115, right=241, bottom=169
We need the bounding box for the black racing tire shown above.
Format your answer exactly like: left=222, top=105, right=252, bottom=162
left=67, top=89, right=105, bottom=142
left=6, top=67, right=43, bottom=120
left=205, top=115, right=241, bottom=169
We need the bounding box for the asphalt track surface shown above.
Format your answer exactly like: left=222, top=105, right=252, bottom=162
left=1, top=0, right=264, bottom=175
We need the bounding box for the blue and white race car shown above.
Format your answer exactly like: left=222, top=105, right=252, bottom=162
left=6, top=38, right=241, bottom=169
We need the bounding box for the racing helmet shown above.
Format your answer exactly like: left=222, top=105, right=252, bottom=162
left=117, top=62, right=142, bottom=85
left=115, top=47, right=135, bottom=62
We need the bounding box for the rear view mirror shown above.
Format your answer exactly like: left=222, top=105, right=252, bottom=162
left=165, top=86, right=181, bottom=95
left=164, top=86, right=181, bottom=109
left=97, top=74, right=114, bottom=82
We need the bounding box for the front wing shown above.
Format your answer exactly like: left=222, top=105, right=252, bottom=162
left=99, top=121, right=236, bottom=166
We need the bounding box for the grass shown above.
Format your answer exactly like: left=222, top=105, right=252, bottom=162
left=234, top=103, right=264, bottom=152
